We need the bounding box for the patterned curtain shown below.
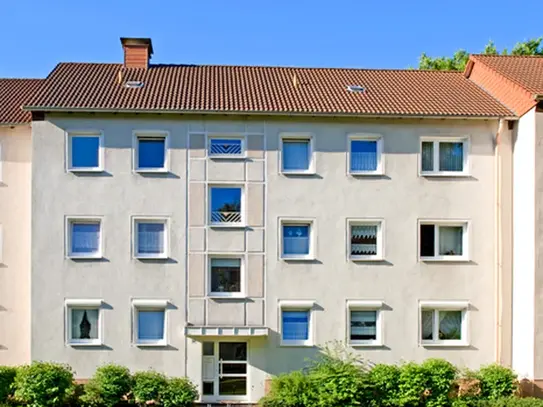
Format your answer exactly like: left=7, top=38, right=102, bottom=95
left=439, top=142, right=463, bottom=172
left=438, top=311, right=462, bottom=340
left=351, top=225, right=377, bottom=255
left=71, top=309, right=99, bottom=340
left=71, top=223, right=100, bottom=254
left=138, top=310, right=165, bottom=340
left=138, top=223, right=165, bottom=254
left=283, top=141, right=309, bottom=171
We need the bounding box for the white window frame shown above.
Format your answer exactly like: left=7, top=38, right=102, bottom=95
left=419, top=220, right=470, bottom=262
left=279, top=300, right=316, bottom=347
left=347, top=134, right=384, bottom=176
left=347, top=218, right=384, bottom=261
left=346, top=300, right=384, bottom=347
left=419, top=300, right=469, bottom=347
left=66, top=131, right=104, bottom=173
left=208, top=255, right=246, bottom=298
left=132, top=216, right=170, bottom=259
left=65, top=216, right=103, bottom=259
left=279, top=218, right=315, bottom=261
left=132, top=299, right=169, bottom=347
left=208, top=185, right=245, bottom=227
left=65, top=299, right=103, bottom=347
left=133, top=130, right=170, bottom=173
left=279, top=133, right=315, bottom=175
left=207, top=134, right=247, bottom=159
left=419, top=136, right=470, bottom=177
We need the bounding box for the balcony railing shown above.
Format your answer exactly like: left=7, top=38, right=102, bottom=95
left=211, top=211, right=242, bottom=224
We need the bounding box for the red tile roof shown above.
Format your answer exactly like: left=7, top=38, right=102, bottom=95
left=0, top=79, right=43, bottom=124
left=470, top=55, right=543, bottom=95
left=24, top=63, right=513, bottom=118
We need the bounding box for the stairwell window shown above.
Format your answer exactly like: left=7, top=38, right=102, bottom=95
left=67, top=132, right=103, bottom=172
left=208, top=136, right=245, bottom=158
left=419, top=221, right=469, bottom=261
left=420, top=137, right=469, bottom=176
left=209, top=186, right=243, bottom=226
left=65, top=299, right=103, bottom=346
left=209, top=257, right=244, bottom=297
left=420, top=301, right=469, bottom=346
left=134, top=131, right=169, bottom=172
left=349, top=135, right=383, bottom=175
left=280, top=133, right=314, bottom=174
left=133, top=217, right=169, bottom=259
left=348, top=219, right=383, bottom=261
left=66, top=217, right=102, bottom=259
left=280, top=219, right=314, bottom=260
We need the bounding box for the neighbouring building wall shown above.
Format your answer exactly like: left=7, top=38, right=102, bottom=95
left=0, top=124, right=31, bottom=365
left=512, top=108, right=536, bottom=379
left=31, top=116, right=188, bottom=378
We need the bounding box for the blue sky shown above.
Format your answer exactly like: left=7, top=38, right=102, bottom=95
left=2, top=0, right=542, bottom=78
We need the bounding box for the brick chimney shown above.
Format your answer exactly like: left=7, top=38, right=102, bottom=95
left=120, top=37, right=153, bottom=69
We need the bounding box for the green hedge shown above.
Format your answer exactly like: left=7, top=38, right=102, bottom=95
left=261, top=344, right=522, bottom=407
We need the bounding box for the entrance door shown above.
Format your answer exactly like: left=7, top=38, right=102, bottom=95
left=202, top=341, right=248, bottom=400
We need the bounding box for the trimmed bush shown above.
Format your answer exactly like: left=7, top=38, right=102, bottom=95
left=477, top=365, right=518, bottom=400
left=422, top=358, right=457, bottom=407
left=132, top=371, right=168, bottom=406
left=397, top=362, right=429, bottom=406
left=473, top=398, right=543, bottom=407
left=368, top=364, right=401, bottom=407
left=0, top=367, right=17, bottom=403
left=80, top=364, right=132, bottom=407
left=260, top=371, right=314, bottom=407
left=13, top=362, right=74, bottom=407
left=159, top=377, right=198, bottom=407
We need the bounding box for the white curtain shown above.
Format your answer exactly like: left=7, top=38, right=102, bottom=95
left=71, top=309, right=99, bottom=340
left=421, top=310, right=434, bottom=340
left=421, top=142, right=434, bottom=171
left=71, top=223, right=99, bottom=254
left=439, top=226, right=463, bottom=256
left=138, top=310, right=165, bottom=340
left=138, top=223, right=165, bottom=254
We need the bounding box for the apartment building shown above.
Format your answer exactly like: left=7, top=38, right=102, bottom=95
left=2, top=37, right=543, bottom=404
left=0, top=79, right=42, bottom=366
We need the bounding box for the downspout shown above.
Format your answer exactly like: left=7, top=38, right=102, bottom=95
left=495, top=118, right=505, bottom=364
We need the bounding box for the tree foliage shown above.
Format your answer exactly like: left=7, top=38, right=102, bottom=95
left=418, top=38, right=543, bottom=71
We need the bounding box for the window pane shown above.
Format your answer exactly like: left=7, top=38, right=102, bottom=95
left=138, top=310, right=165, bottom=341
left=71, top=222, right=100, bottom=254
left=222, top=363, right=247, bottom=374
left=283, top=140, right=310, bottom=171
left=350, top=310, right=377, bottom=340
left=219, top=377, right=246, bottom=396
left=202, top=382, right=214, bottom=396
left=439, top=142, right=463, bottom=172
left=71, top=136, right=100, bottom=168
left=421, top=142, right=434, bottom=172
left=211, top=258, right=241, bottom=293
left=219, top=342, right=247, bottom=361
left=421, top=310, right=434, bottom=340
left=420, top=224, right=435, bottom=257
left=351, top=140, right=377, bottom=172
left=71, top=309, right=99, bottom=340
left=283, top=225, right=310, bottom=256
left=210, top=188, right=242, bottom=223
left=351, top=225, right=377, bottom=256
left=138, top=138, right=165, bottom=169
left=439, top=311, right=462, bottom=340
left=203, top=342, right=214, bottom=356
left=209, top=139, right=242, bottom=156
left=439, top=226, right=463, bottom=256
left=137, top=223, right=165, bottom=254
left=282, top=310, right=309, bottom=341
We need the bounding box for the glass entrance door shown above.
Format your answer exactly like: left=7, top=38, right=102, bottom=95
left=202, top=341, right=247, bottom=400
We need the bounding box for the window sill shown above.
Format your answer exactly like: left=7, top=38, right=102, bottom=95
left=134, top=168, right=169, bottom=174
left=420, top=172, right=470, bottom=178
left=421, top=341, right=469, bottom=348
left=67, top=254, right=103, bottom=260
left=68, top=341, right=103, bottom=347
left=208, top=294, right=246, bottom=299
left=67, top=168, right=104, bottom=173
left=350, top=256, right=384, bottom=262
left=280, top=170, right=316, bottom=176
left=349, top=341, right=384, bottom=348
left=135, top=341, right=168, bottom=347
left=208, top=155, right=247, bottom=160
left=209, top=223, right=246, bottom=229
left=281, top=256, right=315, bottom=262
left=280, top=341, right=313, bottom=347
left=420, top=257, right=469, bottom=263
left=349, top=171, right=384, bottom=177
left=134, top=254, right=169, bottom=260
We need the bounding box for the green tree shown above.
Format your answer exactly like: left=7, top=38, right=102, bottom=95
left=418, top=38, right=543, bottom=71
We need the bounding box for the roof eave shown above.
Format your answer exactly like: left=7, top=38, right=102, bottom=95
left=22, top=106, right=517, bottom=121
left=0, top=121, right=31, bottom=127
